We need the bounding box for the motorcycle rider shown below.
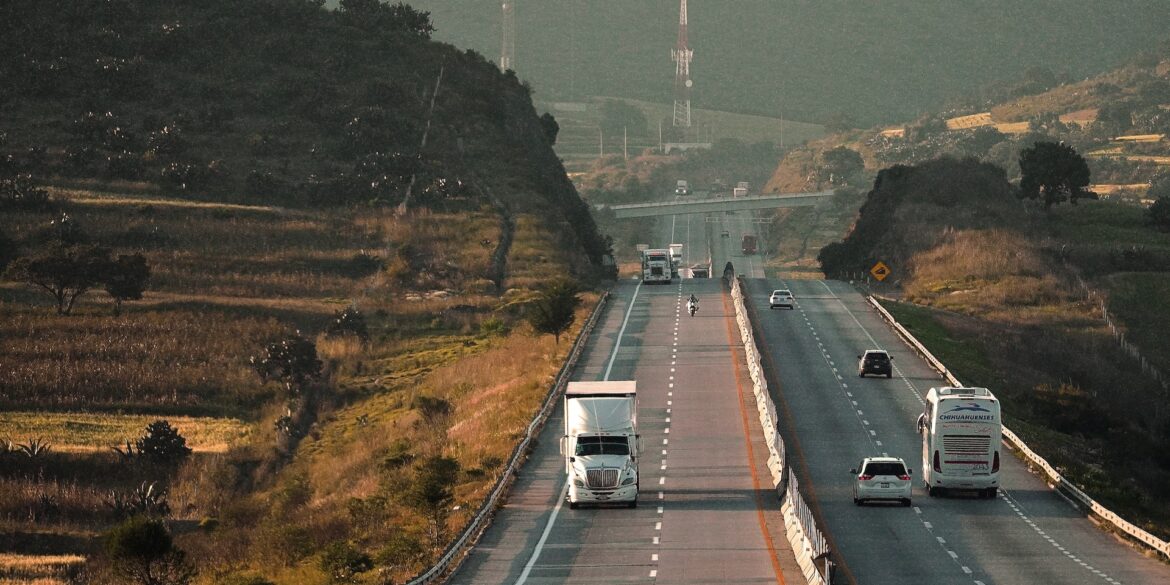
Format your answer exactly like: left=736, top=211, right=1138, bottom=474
left=687, top=294, right=698, bottom=316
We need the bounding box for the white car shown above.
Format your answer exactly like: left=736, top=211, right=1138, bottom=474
left=769, top=289, right=794, bottom=309
left=852, top=457, right=913, bottom=506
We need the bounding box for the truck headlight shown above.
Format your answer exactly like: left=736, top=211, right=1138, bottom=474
left=621, top=476, right=636, bottom=486
left=573, top=477, right=585, bottom=488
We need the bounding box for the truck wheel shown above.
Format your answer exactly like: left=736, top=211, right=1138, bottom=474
left=984, top=487, right=997, bottom=499
left=927, top=486, right=936, bottom=497
left=887, top=373, right=893, bottom=379
left=628, top=500, right=637, bottom=509
left=569, top=501, right=578, bottom=510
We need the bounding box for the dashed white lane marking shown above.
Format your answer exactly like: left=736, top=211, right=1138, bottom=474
left=655, top=522, right=662, bottom=530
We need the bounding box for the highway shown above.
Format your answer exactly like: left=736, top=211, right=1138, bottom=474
left=743, top=278, right=1170, bottom=585
left=449, top=214, right=798, bottom=584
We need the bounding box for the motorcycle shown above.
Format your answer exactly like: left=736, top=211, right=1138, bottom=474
left=687, top=300, right=698, bottom=317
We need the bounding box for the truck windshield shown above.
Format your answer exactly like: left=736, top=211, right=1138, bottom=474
left=575, top=437, right=630, bottom=456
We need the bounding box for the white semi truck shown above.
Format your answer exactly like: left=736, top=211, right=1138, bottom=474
left=561, top=381, right=641, bottom=508
left=668, top=243, right=684, bottom=277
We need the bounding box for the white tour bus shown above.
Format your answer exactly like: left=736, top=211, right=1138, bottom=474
left=917, top=386, right=1002, bottom=498
left=641, top=249, right=672, bottom=284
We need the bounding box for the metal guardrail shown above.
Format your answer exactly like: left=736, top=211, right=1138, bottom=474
left=865, top=295, right=1170, bottom=561
left=730, top=275, right=830, bottom=585
left=404, top=291, right=612, bottom=585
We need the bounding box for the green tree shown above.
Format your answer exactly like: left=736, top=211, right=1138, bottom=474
left=1018, top=141, right=1092, bottom=208
left=403, top=455, right=460, bottom=549
left=135, top=421, right=192, bottom=465
left=104, top=516, right=196, bottom=585
left=338, top=0, right=434, bottom=38
left=251, top=333, right=323, bottom=395
left=5, top=242, right=111, bottom=314
left=539, top=113, right=560, bottom=145
left=319, top=541, right=373, bottom=584
left=1148, top=196, right=1170, bottom=232
left=105, top=253, right=150, bottom=316
left=524, top=279, right=580, bottom=345
left=819, top=146, right=864, bottom=185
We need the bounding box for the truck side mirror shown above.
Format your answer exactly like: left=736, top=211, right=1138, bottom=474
left=849, top=468, right=857, bottom=474
left=907, top=468, right=913, bottom=475
left=635, top=436, right=645, bottom=455
left=916, top=414, right=927, bottom=433
left=559, top=436, right=567, bottom=456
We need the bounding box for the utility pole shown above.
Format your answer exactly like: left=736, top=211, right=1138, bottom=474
left=671, top=0, right=694, bottom=130
left=500, top=2, right=515, bottom=71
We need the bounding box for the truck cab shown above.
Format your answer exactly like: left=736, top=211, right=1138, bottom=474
left=561, top=381, right=642, bottom=508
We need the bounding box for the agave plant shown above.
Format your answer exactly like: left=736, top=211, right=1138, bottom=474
left=17, top=437, right=51, bottom=458
left=104, top=481, right=171, bottom=519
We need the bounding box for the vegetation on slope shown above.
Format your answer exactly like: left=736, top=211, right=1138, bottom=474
left=0, top=1, right=616, bottom=583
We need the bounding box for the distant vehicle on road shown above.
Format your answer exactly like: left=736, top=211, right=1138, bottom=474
left=741, top=234, right=757, bottom=255
left=852, top=456, right=913, bottom=506
left=732, top=187, right=748, bottom=198
left=674, top=180, right=690, bottom=196
left=690, top=265, right=709, bottom=278
left=857, top=349, right=892, bottom=378
left=641, top=249, right=672, bottom=284
left=720, top=229, right=729, bottom=238
left=769, top=289, right=794, bottom=309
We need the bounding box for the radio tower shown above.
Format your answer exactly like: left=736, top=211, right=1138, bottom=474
left=500, top=2, right=515, bottom=71
left=671, top=0, right=693, bottom=128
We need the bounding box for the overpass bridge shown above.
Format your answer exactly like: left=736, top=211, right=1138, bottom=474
left=609, top=190, right=833, bottom=218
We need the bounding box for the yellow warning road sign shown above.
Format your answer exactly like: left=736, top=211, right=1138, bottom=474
left=870, top=261, right=891, bottom=281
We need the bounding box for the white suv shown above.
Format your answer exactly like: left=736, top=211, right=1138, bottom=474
left=851, top=457, right=912, bottom=506
left=769, top=289, right=794, bottom=309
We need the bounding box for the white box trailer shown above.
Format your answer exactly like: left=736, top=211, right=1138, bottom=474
left=561, top=381, right=641, bottom=508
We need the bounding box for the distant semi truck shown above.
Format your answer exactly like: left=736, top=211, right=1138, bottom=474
left=561, top=381, right=641, bottom=508
left=641, top=248, right=672, bottom=284
left=668, top=243, right=684, bottom=277
left=675, top=180, right=690, bottom=196
left=741, top=234, right=757, bottom=255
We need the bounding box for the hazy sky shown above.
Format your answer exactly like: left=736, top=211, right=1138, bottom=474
left=365, top=1, right=1170, bottom=125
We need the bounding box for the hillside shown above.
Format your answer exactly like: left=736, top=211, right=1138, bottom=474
left=0, top=0, right=608, bottom=273
left=404, top=0, right=1170, bottom=125
left=789, top=49, right=1170, bottom=537
left=0, top=2, right=616, bottom=583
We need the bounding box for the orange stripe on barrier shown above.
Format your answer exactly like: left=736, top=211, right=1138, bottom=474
left=722, top=286, right=788, bottom=585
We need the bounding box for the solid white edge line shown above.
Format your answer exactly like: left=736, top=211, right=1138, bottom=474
left=512, top=481, right=569, bottom=585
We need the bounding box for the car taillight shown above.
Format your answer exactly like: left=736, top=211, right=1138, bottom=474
left=933, top=451, right=941, bottom=473
left=992, top=451, right=1000, bottom=473
left=858, top=474, right=873, bottom=481
left=898, top=474, right=910, bottom=481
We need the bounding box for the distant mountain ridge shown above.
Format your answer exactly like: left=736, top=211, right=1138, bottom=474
left=404, top=0, right=1170, bottom=125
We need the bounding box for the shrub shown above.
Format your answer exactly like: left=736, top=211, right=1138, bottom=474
left=325, top=307, right=369, bottom=341
left=134, top=421, right=192, bottom=464
left=318, top=541, right=373, bottom=583
left=103, top=516, right=196, bottom=585
left=0, top=174, right=51, bottom=210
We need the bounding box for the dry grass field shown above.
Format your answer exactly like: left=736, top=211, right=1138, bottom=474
left=2, top=186, right=600, bottom=583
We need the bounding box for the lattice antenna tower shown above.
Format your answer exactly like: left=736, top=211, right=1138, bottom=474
left=671, top=0, right=693, bottom=128
left=500, top=2, right=516, bottom=71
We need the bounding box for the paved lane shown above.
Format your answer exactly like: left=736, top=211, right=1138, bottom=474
left=450, top=214, right=797, bottom=583
left=745, top=278, right=1170, bottom=585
